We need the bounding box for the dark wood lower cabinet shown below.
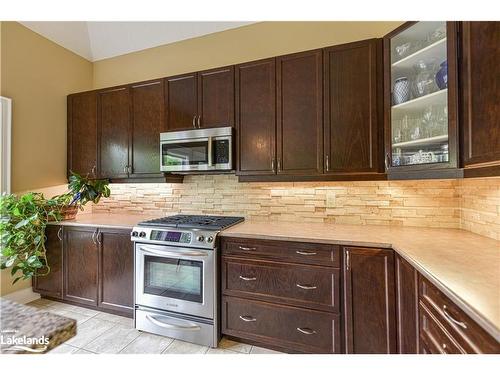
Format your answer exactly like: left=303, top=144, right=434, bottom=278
left=222, top=296, right=341, bottom=353
left=419, top=275, right=500, bottom=353
left=63, top=226, right=99, bottom=306
left=33, top=225, right=63, bottom=299
left=97, top=228, right=134, bottom=315
left=343, top=246, right=397, bottom=353
left=35, top=225, right=134, bottom=318
left=395, top=254, right=419, bottom=353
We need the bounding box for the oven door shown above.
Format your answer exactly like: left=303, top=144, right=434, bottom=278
left=135, top=243, right=214, bottom=319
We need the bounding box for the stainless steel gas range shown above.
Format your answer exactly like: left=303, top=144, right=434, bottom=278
left=131, top=214, right=244, bottom=347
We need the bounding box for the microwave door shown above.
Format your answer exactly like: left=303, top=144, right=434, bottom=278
left=161, top=138, right=211, bottom=172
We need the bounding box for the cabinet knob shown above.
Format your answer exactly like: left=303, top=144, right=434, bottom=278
left=197, top=115, right=201, bottom=128
left=192, top=116, right=196, bottom=128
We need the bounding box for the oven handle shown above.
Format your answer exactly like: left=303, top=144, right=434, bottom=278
left=146, top=314, right=201, bottom=331
left=138, top=245, right=209, bottom=258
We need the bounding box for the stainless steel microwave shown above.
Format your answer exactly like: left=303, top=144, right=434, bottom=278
left=160, top=127, right=233, bottom=173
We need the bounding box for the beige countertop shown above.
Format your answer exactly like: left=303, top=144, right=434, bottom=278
left=50, top=212, right=158, bottom=229
left=221, top=221, right=500, bottom=341
left=54, top=212, right=500, bottom=341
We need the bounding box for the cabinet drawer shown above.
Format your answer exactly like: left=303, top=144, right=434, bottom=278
left=222, top=296, right=340, bottom=353
left=419, top=302, right=464, bottom=354
left=221, top=237, right=340, bottom=267
left=222, top=258, right=339, bottom=312
left=419, top=276, right=499, bottom=353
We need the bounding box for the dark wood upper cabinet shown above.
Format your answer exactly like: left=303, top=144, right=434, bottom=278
left=130, top=80, right=165, bottom=177
left=33, top=225, right=63, bottom=299
left=384, top=22, right=460, bottom=180
left=235, top=58, right=276, bottom=175
left=164, top=73, right=198, bottom=131
left=324, top=39, right=382, bottom=175
left=277, top=49, right=323, bottom=175
left=98, top=87, right=131, bottom=179
left=63, top=226, right=99, bottom=307
left=165, top=68, right=234, bottom=131
left=461, top=21, right=500, bottom=177
left=343, top=246, right=396, bottom=353
left=97, top=228, right=134, bottom=316
left=198, top=66, right=235, bottom=128
left=67, top=92, right=98, bottom=178
left=395, top=254, right=419, bottom=354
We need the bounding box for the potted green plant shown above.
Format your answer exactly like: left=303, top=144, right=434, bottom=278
left=0, top=173, right=110, bottom=284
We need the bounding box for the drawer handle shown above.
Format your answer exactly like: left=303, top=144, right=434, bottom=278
left=443, top=305, right=467, bottom=329
left=238, top=246, right=257, bottom=251
left=296, top=283, right=317, bottom=290
left=295, top=251, right=317, bottom=256
left=297, top=327, right=316, bottom=335
left=239, top=276, right=257, bottom=281
left=239, top=315, right=257, bottom=322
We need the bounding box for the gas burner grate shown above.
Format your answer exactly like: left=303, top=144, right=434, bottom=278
left=138, top=214, right=244, bottom=230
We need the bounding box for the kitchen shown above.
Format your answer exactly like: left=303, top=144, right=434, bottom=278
left=0, top=3, right=499, bottom=373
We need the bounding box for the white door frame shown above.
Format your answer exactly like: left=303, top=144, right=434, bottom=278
left=0, top=96, right=12, bottom=194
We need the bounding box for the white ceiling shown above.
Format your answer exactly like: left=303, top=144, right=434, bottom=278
left=20, top=21, right=255, bottom=62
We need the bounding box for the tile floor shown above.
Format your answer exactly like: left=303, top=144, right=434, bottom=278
left=27, top=298, right=281, bottom=354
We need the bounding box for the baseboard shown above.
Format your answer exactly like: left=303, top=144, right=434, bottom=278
left=2, top=287, right=40, bottom=304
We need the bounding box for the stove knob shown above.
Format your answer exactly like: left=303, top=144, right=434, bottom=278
left=197, top=235, right=205, bottom=242
left=139, top=232, right=146, bottom=238
left=207, top=236, right=214, bottom=243
left=131, top=231, right=138, bottom=237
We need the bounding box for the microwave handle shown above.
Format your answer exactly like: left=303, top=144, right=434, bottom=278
left=207, top=136, right=213, bottom=167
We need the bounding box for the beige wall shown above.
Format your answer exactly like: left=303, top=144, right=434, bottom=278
left=93, top=21, right=403, bottom=88
left=0, top=21, right=93, bottom=193
left=0, top=22, right=92, bottom=296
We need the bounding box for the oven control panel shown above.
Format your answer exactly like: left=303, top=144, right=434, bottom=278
left=150, top=230, right=191, bottom=243
left=131, top=227, right=218, bottom=249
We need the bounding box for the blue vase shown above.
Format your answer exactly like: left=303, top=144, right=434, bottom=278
left=435, top=61, right=448, bottom=90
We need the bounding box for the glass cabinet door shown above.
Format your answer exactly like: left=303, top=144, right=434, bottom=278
left=388, top=22, right=453, bottom=168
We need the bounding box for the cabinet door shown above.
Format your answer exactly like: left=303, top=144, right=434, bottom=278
left=98, top=228, right=134, bottom=316
left=324, top=39, right=382, bottom=175
left=235, top=58, right=276, bottom=175
left=384, top=22, right=460, bottom=179
left=67, top=92, right=98, bottom=177
left=395, top=254, right=419, bottom=354
left=33, top=226, right=63, bottom=299
left=343, top=247, right=396, bottom=353
left=63, top=226, right=98, bottom=306
left=461, top=21, right=500, bottom=175
left=277, top=50, right=323, bottom=175
left=98, top=87, right=131, bottom=179
left=198, top=66, right=234, bottom=128
left=165, top=73, right=198, bottom=131
left=130, top=80, right=164, bottom=177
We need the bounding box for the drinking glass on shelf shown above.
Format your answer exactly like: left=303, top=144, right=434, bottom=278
left=392, top=119, right=402, bottom=143
left=394, top=42, right=411, bottom=60
left=410, top=118, right=422, bottom=141
left=436, top=106, right=448, bottom=136
left=412, top=59, right=438, bottom=97
left=428, top=25, right=446, bottom=44
left=401, top=115, right=410, bottom=142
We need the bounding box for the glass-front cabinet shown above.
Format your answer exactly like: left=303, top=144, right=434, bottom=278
left=384, top=22, right=460, bottom=178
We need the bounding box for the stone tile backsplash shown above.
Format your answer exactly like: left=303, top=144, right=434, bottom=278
left=92, top=175, right=500, bottom=240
